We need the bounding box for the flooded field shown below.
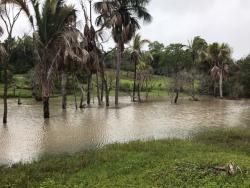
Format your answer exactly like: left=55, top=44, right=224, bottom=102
left=0, top=97, right=249, bottom=166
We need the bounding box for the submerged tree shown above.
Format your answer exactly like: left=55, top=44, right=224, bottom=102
left=136, top=52, right=153, bottom=101
left=0, top=30, right=7, bottom=85
left=163, top=43, right=192, bottom=104
left=187, top=36, right=207, bottom=101
left=208, top=43, right=232, bottom=98
left=4, top=0, right=89, bottom=118
left=0, top=2, right=21, bottom=123
left=131, top=33, right=150, bottom=102
left=94, top=0, right=152, bottom=106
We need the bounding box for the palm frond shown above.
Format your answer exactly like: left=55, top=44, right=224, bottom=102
left=0, top=44, right=7, bottom=64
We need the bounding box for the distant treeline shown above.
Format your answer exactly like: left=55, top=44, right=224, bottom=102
left=0, top=36, right=250, bottom=98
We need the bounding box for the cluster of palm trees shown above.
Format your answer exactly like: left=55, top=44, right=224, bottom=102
left=0, top=0, right=231, bottom=124
left=187, top=37, right=232, bottom=99
left=0, top=0, right=152, bottom=122
left=94, top=0, right=152, bottom=106
left=130, top=34, right=151, bottom=102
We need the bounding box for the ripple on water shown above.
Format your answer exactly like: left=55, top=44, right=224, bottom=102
left=0, top=97, right=249, bottom=166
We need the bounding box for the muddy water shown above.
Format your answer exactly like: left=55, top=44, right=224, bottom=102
left=0, top=97, right=249, bottom=166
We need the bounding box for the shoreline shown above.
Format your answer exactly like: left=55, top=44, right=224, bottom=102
left=0, top=128, right=249, bottom=187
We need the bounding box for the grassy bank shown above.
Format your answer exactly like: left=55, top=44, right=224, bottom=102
left=0, top=128, right=249, bottom=188
left=0, top=72, right=176, bottom=99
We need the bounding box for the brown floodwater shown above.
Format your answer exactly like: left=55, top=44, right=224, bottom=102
left=0, top=97, right=249, bottom=166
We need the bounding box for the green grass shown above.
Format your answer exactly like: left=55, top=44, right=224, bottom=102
left=0, top=74, right=32, bottom=98
left=0, top=72, right=175, bottom=100
left=0, top=128, right=249, bottom=188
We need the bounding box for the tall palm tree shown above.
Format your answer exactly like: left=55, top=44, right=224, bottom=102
left=131, top=33, right=150, bottom=102
left=4, top=0, right=89, bottom=118
left=208, top=43, right=232, bottom=98
left=187, top=36, right=207, bottom=100
left=94, top=0, right=152, bottom=106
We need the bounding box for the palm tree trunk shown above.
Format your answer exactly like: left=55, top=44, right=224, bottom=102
left=137, top=83, right=141, bottom=102
left=61, top=72, right=67, bottom=109
left=3, top=63, right=8, bottom=124
left=191, top=78, right=197, bottom=101
left=87, top=74, right=92, bottom=105
left=73, top=78, right=78, bottom=110
left=174, top=89, right=179, bottom=104
left=133, top=60, right=137, bottom=102
left=43, top=97, right=50, bottom=118
left=99, top=58, right=109, bottom=107
left=42, top=82, right=50, bottom=118
left=105, top=81, right=109, bottom=107
left=219, top=70, right=223, bottom=98
left=18, top=92, right=22, bottom=105
left=101, top=80, right=104, bottom=102
left=96, top=73, right=101, bottom=106
left=115, top=44, right=122, bottom=107
left=79, top=86, right=85, bottom=109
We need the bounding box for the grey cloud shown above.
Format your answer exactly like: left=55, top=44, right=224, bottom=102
left=1, top=0, right=250, bottom=59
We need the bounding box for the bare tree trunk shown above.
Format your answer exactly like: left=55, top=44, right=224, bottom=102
left=87, top=74, right=92, bottom=105
left=96, top=73, right=101, bottom=106
left=105, top=82, right=110, bottom=107
left=219, top=70, right=223, bottom=98
left=133, top=60, right=137, bottom=102
left=115, top=44, right=122, bottom=107
left=101, top=80, right=104, bottom=102
left=79, top=86, right=85, bottom=109
left=137, top=83, right=141, bottom=102
left=61, top=72, right=67, bottom=109
left=99, top=57, right=109, bottom=107
left=13, top=84, right=16, bottom=97
left=42, top=82, right=50, bottom=118
left=18, top=92, right=22, bottom=105
left=191, top=78, right=198, bottom=101
left=43, top=97, right=50, bottom=119
left=74, top=81, right=78, bottom=110
left=3, top=64, right=8, bottom=124
left=214, top=83, right=217, bottom=97
left=191, top=75, right=194, bottom=95
left=174, top=89, right=179, bottom=104
left=146, top=81, right=149, bottom=101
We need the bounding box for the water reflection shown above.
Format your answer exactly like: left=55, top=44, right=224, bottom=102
left=0, top=97, right=249, bottom=166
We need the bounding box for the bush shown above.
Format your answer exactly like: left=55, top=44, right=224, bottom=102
left=120, top=80, right=133, bottom=92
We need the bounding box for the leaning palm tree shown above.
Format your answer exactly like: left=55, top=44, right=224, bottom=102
left=187, top=36, right=207, bottom=101
left=4, top=0, right=89, bottom=118
left=131, top=33, right=150, bottom=102
left=208, top=43, right=232, bottom=98
left=94, top=0, right=152, bottom=106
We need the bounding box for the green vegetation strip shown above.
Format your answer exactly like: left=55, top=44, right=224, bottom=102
left=0, top=128, right=249, bottom=188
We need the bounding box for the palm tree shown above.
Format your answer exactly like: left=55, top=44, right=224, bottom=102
left=131, top=33, right=150, bottom=102
left=0, top=27, right=8, bottom=123
left=0, top=28, right=7, bottom=65
left=136, top=52, right=153, bottom=101
left=187, top=36, right=207, bottom=101
left=4, top=0, right=89, bottom=118
left=208, top=43, right=232, bottom=98
left=94, top=0, right=152, bottom=106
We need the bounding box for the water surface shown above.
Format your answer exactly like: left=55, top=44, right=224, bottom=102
left=0, top=97, right=249, bottom=166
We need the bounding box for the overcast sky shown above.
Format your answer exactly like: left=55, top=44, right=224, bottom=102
left=1, top=0, right=250, bottom=59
